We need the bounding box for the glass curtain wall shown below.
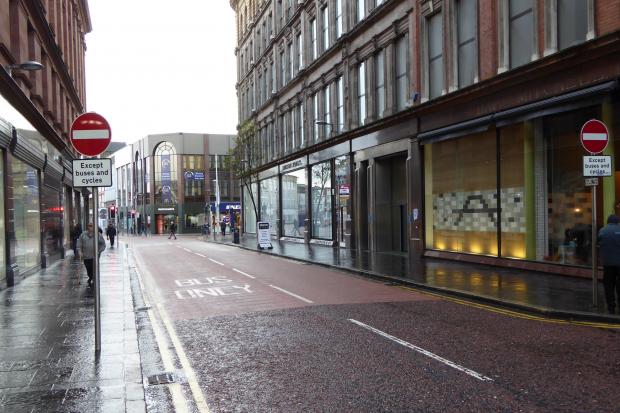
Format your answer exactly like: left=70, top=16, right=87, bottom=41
left=12, top=155, right=41, bottom=271
left=154, top=142, right=178, bottom=206
left=282, top=168, right=307, bottom=237
left=244, top=182, right=258, bottom=233
left=311, top=161, right=333, bottom=239
left=260, top=177, right=279, bottom=235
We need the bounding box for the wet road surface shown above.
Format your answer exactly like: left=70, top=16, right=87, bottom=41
left=129, top=235, right=620, bottom=412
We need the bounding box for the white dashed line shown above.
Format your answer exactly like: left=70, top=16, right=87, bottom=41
left=269, top=285, right=313, bottom=303
left=194, top=253, right=206, bottom=258
left=183, top=248, right=191, bottom=252
left=208, top=258, right=225, bottom=266
left=348, top=319, right=494, bottom=382
left=232, top=268, right=255, bottom=279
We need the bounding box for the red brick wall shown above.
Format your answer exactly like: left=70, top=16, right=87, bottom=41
left=478, top=0, right=498, bottom=81
left=597, top=0, right=620, bottom=35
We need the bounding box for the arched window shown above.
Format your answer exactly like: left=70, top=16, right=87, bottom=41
left=153, top=142, right=177, bottom=205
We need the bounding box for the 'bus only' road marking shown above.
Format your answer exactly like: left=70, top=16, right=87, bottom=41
left=233, top=268, right=256, bottom=279
left=269, top=285, right=313, bottom=303
left=348, top=319, right=493, bottom=382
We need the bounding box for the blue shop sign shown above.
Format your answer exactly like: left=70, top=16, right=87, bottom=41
left=209, top=202, right=241, bottom=213
left=184, top=170, right=205, bottom=180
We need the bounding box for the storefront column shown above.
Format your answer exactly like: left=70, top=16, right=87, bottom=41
left=367, top=159, right=376, bottom=252
left=3, top=151, right=18, bottom=286
left=524, top=121, right=536, bottom=260
left=354, top=161, right=368, bottom=250
left=602, top=100, right=615, bottom=219
left=407, top=139, right=424, bottom=261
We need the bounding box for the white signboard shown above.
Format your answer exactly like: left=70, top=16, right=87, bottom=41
left=585, top=178, right=599, bottom=187
left=72, top=158, right=113, bottom=187
left=583, top=155, right=612, bottom=177
left=257, top=222, right=273, bottom=249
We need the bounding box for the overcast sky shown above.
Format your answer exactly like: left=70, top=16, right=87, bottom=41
left=85, top=1, right=238, bottom=143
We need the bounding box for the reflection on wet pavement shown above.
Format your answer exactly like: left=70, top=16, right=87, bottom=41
left=212, top=234, right=614, bottom=317
left=0, top=247, right=147, bottom=412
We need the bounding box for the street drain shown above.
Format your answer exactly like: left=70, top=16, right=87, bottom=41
left=135, top=306, right=152, bottom=312
left=146, top=373, right=175, bottom=386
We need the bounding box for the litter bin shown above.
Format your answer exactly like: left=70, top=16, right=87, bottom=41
left=233, top=228, right=240, bottom=244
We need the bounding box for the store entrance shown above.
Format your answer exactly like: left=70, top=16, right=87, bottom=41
left=156, top=214, right=176, bottom=235
left=375, top=153, right=408, bottom=253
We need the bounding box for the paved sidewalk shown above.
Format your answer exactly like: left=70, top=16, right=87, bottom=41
left=205, top=233, right=620, bottom=323
left=0, top=245, right=146, bottom=413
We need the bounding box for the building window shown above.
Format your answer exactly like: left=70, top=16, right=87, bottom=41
left=428, top=13, right=444, bottom=99
left=282, top=168, right=307, bottom=237
left=455, top=0, right=477, bottom=87
left=313, top=92, right=319, bottom=141
left=290, top=108, right=296, bottom=149
left=357, top=0, right=365, bottom=23
left=310, top=18, right=318, bottom=61
left=375, top=50, right=385, bottom=118
left=358, top=62, right=366, bottom=125
left=322, top=6, right=329, bottom=52
left=558, top=0, right=589, bottom=50
left=337, top=76, right=344, bottom=133
left=336, top=0, right=343, bottom=38
left=299, top=102, right=305, bottom=147
left=296, top=32, right=304, bottom=70
left=280, top=51, right=286, bottom=86
left=509, top=0, right=534, bottom=69
left=257, top=74, right=263, bottom=104
left=288, top=42, right=294, bottom=81
left=323, top=85, right=331, bottom=137
left=395, top=35, right=409, bottom=111
left=271, top=61, right=276, bottom=93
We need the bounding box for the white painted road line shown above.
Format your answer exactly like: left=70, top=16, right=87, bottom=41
left=269, top=285, right=313, bottom=303
left=233, top=268, right=256, bottom=279
left=348, top=319, right=493, bottom=382
left=183, top=248, right=191, bottom=252
left=194, top=253, right=206, bottom=258
left=208, top=258, right=225, bottom=266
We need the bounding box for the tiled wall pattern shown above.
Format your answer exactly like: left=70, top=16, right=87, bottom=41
left=433, top=187, right=526, bottom=233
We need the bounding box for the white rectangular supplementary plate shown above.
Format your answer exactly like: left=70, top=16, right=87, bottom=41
left=72, top=158, right=112, bottom=187
left=582, top=133, right=607, bottom=141
left=72, top=130, right=111, bottom=140
left=583, top=155, right=612, bottom=177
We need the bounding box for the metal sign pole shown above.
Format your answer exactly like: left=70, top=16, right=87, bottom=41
left=591, top=185, right=598, bottom=308
left=93, top=186, right=101, bottom=353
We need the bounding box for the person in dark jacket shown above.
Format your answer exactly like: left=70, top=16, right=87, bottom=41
left=71, top=223, right=82, bottom=258
left=598, top=214, right=620, bottom=314
left=106, top=223, right=117, bottom=247
left=77, top=223, right=106, bottom=288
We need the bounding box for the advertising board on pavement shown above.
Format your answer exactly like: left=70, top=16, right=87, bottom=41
left=257, top=222, right=273, bottom=249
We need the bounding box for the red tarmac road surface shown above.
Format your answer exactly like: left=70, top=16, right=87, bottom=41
left=129, top=236, right=620, bottom=412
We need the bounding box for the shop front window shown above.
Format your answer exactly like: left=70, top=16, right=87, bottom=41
left=335, top=156, right=351, bottom=247
left=282, top=168, right=307, bottom=237
left=311, top=161, right=332, bottom=239
left=260, top=177, right=279, bottom=235
left=0, top=155, right=4, bottom=283
left=12, top=155, right=41, bottom=271
left=244, top=183, right=258, bottom=233
left=153, top=142, right=178, bottom=205
left=41, top=186, right=62, bottom=258
left=425, top=130, right=498, bottom=255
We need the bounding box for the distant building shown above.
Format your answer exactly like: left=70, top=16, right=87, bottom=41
left=0, top=1, right=92, bottom=288
left=231, top=0, right=620, bottom=277
left=110, top=133, right=239, bottom=235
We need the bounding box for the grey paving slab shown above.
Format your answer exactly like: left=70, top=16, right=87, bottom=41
left=0, top=245, right=148, bottom=412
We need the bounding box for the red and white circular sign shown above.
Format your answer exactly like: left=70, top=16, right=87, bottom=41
left=580, top=119, right=609, bottom=154
left=70, top=112, right=112, bottom=157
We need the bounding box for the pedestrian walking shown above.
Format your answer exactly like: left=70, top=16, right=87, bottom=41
left=71, top=223, right=82, bottom=258
left=77, top=223, right=106, bottom=288
left=168, top=221, right=177, bottom=239
left=598, top=214, right=620, bottom=314
left=220, top=220, right=227, bottom=236
left=105, top=222, right=117, bottom=247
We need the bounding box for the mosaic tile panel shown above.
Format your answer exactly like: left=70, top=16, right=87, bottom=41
left=433, top=187, right=525, bottom=233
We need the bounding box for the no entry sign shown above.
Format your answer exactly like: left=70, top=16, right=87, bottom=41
left=70, top=112, right=112, bottom=157
left=580, top=119, right=609, bottom=154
